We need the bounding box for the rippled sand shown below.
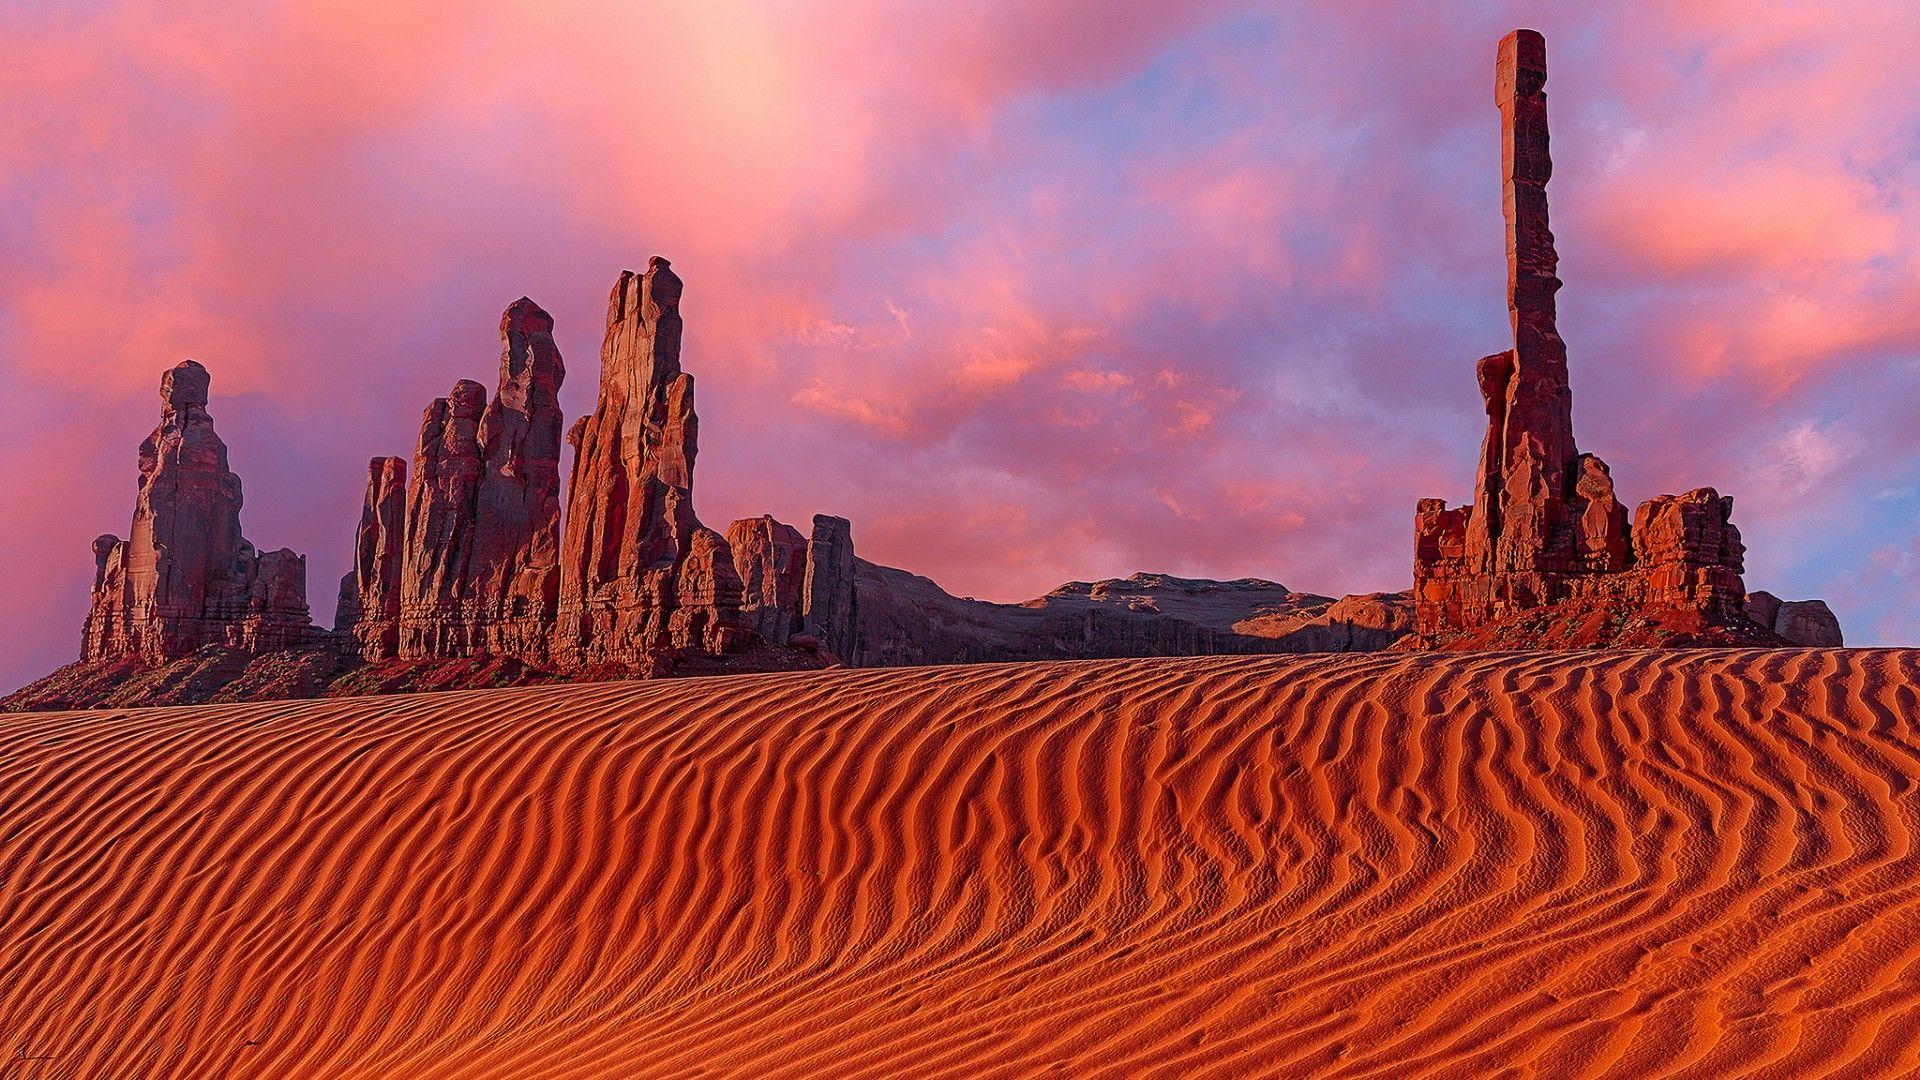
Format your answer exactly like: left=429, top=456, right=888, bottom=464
left=3, top=650, right=1916, bottom=1077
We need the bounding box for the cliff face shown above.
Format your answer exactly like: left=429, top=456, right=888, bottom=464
left=1410, top=30, right=1835, bottom=649
left=81, top=360, right=325, bottom=666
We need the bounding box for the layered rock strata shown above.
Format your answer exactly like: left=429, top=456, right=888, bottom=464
left=81, top=360, right=324, bottom=664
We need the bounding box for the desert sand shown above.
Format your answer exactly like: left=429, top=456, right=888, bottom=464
left=3, top=650, right=1919, bottom=1077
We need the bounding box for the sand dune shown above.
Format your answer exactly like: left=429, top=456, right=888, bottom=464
left=3, top=651, right=1920, bottom=1077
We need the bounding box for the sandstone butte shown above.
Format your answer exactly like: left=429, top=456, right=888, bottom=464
left=2, top=29, right=1845, bottom=713
left=79, top=359, right=327, bottom=665
left=1409, top=30, right=1842, bottom=651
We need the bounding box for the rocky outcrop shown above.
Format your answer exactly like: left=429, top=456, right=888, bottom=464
left=335, top=456, right=407, bottom=658
left=1631, top=489, right=1747, bottom=620
left=1744, top=591, right=1845, bottom=647
left=336, top=299, right=568, bottom=662
left=81, top=360, right=325, bottom=665
left=555, top=259, right=739, bottom=664
left=727, top=516, right=809, bottom=643
left=802, top=515, right=858, bottom=661
left=1409, top=30, right=1832, bottom=649
left=326, top=269, right=853, bottom=676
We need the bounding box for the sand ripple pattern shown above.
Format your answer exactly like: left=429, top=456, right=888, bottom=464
left=3, top=651, right=1920, bottom=1077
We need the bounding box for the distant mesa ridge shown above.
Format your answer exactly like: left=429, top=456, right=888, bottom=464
left=7, top=28, right=1844, bottom=711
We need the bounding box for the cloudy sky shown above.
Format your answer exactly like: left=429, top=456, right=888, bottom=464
left=4, top=1, right=1917, bottom=691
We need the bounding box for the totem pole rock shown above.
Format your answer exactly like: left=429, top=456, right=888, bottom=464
left=1408, top=30, right=1807, bottom=647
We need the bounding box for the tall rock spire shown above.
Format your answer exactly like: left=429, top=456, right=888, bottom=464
left=556, top=258, right=740, bottom=664
left=1411, top=29, right=1750, bottom=644
left=335, top=456, right=408, bottom=656
left=400, top=377, right=488, bottom=649
left=1468, top=28, right=1581, bottom=575
left=469, top=299, right=568, bottom=616
left=370, top=298, right=569, bottom=660
left=83, top=360, right=320, bottom=662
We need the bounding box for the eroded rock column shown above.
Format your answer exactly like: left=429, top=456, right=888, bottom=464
left=556, top=258, right=736, bottom=665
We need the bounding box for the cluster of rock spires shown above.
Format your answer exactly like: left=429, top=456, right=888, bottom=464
left=332, top=258, right=861, bottom=675
left=17, top=257, right=1405, bottom=711
left=3, top=29, right=1846, bottom=712
left=1410, top=30, right=1840, bottom=650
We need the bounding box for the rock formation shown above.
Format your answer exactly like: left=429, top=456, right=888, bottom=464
left=336, top=299, right=567, bottom=661
left=1744, top=591, right=1845, bottom=648
left=326, top=266, right=857, bottom=676
left=35, top=44, right=1874, bottom=721
left=1410, top=29, right=1837, bottom=648
left=26, top=309, right=1417, bottom=715
left=335, top=456, right=407, bottom=658
left=554, top=258, right=750, bottom=665
left=801, top=515, right=858, bottom=661
left=726, top=515, right=809, bottom=643
left=81, top=360, right=325, bottom=665
left=466, top=298, right=569, bottom=654
left=400, top=377, right=489, bottom=653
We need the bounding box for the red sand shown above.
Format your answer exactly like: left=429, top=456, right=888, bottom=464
left=3, top=650, right=1919, bottom=1077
